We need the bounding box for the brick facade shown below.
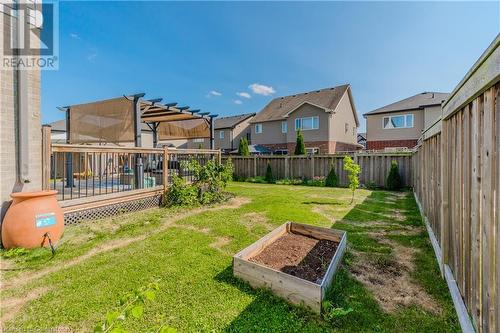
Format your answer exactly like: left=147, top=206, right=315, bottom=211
left=366, top=139, right=418, bottom=150
left=260, top=140, right=361, bottom=154
left=1, top=10, right=42, bottom=222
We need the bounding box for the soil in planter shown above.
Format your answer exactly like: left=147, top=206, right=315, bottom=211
left=249, top=232, right=339, bottom=284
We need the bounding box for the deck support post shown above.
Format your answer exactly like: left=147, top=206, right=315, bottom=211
left=152, top=122, right=159, bottom=148
left=65, top=108, right=74, bottom=188
left=133, top=95, right=144, bottom=189
left=209, top=116, right=215, bottom=150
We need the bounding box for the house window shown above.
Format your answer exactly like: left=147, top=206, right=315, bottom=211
left=193, top=138, right=204, bottom=143
left=345, top=123, right=349, bottom=133
left=281, top=121, right=288, bottom=133
left=295, top=116, right=319, bottom=131
left=219, top=131, right=224, bottom=139
left=255, top=124, right=262, bottom=134
left=383, top=114, right=414, bottom=129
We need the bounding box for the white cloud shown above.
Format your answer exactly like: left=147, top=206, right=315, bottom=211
left=249, top=83, right=275, bottom=96
left=236, top=92, right=251, bottom=99
left=233, top=99, right=243, bottom=105
left=69, top=33, right=81, bottom=40
left=87, top=52, right=97, bottom=62
left=206, top=90, right=222, bottom=98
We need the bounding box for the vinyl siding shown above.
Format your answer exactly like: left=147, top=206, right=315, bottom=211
left=366, top=109, right=424, bottom=141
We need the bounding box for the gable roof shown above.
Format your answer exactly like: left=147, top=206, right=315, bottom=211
left=214, top=113, right=255, bottom=130
left=250, top=84, right=359, bottom=126
left=363, top=92, right=449, bottom=116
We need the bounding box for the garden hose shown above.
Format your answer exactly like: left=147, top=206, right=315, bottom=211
left=42, top=232, right=56, bottom=256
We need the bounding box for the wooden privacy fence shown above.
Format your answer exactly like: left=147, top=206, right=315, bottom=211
left=224, top=153, right=413, bottom=188
left=413, top=36, right=499, bottom=333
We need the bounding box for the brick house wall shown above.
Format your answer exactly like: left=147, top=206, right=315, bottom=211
left=366, top=139, right=418, bottom=150
left=260, top=140, right=361, bottom=154
left=0, top=6, right=42, bottom=221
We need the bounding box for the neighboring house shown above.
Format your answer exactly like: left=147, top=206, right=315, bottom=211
left=364, top=92, right=449, bottom=150
left=186, top=113, right=255, bottom=151
left=214, top=113, right=255, bottom=152
left=250, top=85, right=360, bottom=154
left=357, top=132, right=367, bottom=148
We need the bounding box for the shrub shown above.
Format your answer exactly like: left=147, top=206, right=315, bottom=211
left=343, top=156, right=360, bottom=204
left=275, top=178, right=303, bottom=186
left=238, top=138, right=250, bottom=156
left=294, top=130, right=306, bottom=155
left=386, top=160, right=402, bottom=190
left=325, top=164, right=338, bottom=187
left=265, top=163, right=275, bottom=183
left=166, top=174, right=198, bottom=206
left=167, top=159, right=233, bottom=206
left=303, top=176, right=325, bottom=187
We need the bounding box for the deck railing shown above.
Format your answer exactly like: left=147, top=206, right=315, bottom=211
left=44, top=140, right=221, bottom=202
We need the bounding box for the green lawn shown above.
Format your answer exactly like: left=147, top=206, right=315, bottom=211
left=1, top=183, right=459, bottom=332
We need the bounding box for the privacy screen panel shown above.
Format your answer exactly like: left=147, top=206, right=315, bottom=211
left=157, top=118, right=210, bottom=140
left=69, top=97, right=135, bottom=144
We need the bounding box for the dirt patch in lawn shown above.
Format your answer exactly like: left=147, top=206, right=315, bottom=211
left=1, top=286, right=49, bottom=322
left=241, top=212, right=273, bottom=232
left=250, top=232, right=339, bottom=284
left=209, top=236, right=232, bottom=250
left=2, top=196, right=250, bottom=292
left=312, top=205, right=336, bottom=224
left=350, top=240, right=441, bottom=314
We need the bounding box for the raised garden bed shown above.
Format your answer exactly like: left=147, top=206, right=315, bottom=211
left=233, top=222, right=347, bottom=313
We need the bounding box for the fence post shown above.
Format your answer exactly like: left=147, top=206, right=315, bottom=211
left=284, top=156, right=289, bottom=179
left=253, top=156, right=257, bottom=177
left=311, top=156, right=315, bottom=178
left=217, top=150, right=222, bottom=164
left=163, top=147, right=169, bottom=194
left=41, top=125, right=51, bottom=190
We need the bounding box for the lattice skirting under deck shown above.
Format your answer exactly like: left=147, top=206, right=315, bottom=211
left=63, top=194, right=163, bottom=225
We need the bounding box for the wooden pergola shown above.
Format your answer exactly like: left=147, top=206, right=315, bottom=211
left=58, top=93, right=218, bottom=148
left=58, top=93, right=218, bottom=188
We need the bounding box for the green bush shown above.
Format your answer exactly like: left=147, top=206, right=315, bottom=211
left=166, top=174, right=198, bottom=206
left=294, top=130, right=306, bottom=155
left=238, top=138, right=250, bottom=156
left=386, top=160, right=402, bottom=190
left=166, top=159, right=233, bottom=206
left=265, top=163, right=275, bottom=183
left=325, top=164, right=338, bottom=187
left=275, top=178, right=303, bottom=185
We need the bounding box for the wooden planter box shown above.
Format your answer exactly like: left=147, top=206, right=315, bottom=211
left=233, top=222, right=347, bottom=313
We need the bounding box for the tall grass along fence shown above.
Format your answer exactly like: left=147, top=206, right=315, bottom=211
left=413, top=36, right=499, bottom=333
left=224, top=152, right=413, bottom=188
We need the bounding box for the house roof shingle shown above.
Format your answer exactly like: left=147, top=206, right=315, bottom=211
left=250, top=84, right=352, bottom=123
left=363, top=92, right=449, bottom=116
left=214, top=113, right=255, bottom=130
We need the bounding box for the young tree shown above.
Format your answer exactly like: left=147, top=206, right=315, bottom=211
left=294, top=130, right=306, bottom=155
left=265, top=163, right=275, bottom=183
left=325, top=163, right=338, bottom=187
left=343, top=156, right=360, bottom=204
left=386, top=160, right=402, bottom=190
left=238, top=138, right=250, bottom=156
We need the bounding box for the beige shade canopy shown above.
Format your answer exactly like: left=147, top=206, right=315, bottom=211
left=66, top=95, right=213, bottom=144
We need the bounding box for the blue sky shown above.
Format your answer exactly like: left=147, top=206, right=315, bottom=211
left=42, top=1, right=500, bottom=132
